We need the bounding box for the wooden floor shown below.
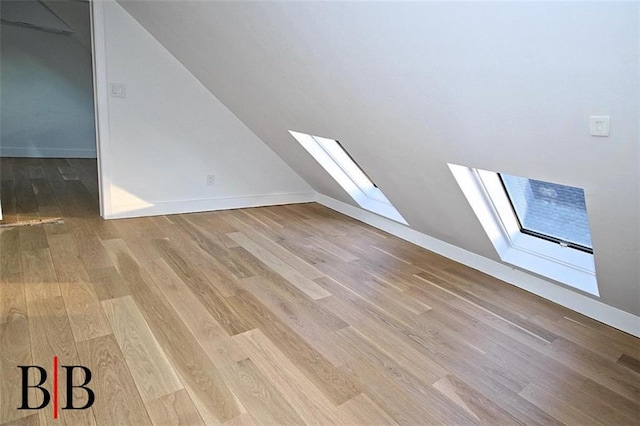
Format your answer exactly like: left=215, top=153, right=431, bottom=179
left=0, top=158, right=100, bottom=227
left=1, top=158, right=639, bottom=425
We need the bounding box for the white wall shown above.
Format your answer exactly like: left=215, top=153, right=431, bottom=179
left=95, top=1, right=313, bottom=219
left=0, top=1, right=96, bottom=158
left=117, top=1, right=639, bottom=318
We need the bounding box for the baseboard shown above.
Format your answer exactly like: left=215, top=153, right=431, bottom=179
left=105, top=192, right=317, bottom=220
left=0, top=147, right=97, bottom=158
left=316, top=193, right=640, bottom=337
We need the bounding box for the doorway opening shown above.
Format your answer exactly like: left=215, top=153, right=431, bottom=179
left=0, top=0, right=101, bottom=226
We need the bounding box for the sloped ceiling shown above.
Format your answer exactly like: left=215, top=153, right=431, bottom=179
left=117, top=1, right=639, bottom=315
left=0, top=0, right=73, bottom=33
left=1, top=0, right=92, bottom=48
left=42, top=0, right=92, bottom=49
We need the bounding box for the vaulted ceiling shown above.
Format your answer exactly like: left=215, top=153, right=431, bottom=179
left=116, top=1, right=639, bottom=315
left=0, top=0, right=92, bottom=48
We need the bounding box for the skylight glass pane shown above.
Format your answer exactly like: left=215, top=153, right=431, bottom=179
left=500, top=174, right=593, bottom=250
left=289, top=130, right=408, bottom=224
left=313, top=136, right=376, bottom=191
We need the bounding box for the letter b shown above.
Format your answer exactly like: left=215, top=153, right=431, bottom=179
left=62, top=366, right=95, bottom=409
left=17, top=366, right=50, bottom=410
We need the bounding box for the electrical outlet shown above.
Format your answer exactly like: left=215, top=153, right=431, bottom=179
left=206, top=175, right=215, bottom=185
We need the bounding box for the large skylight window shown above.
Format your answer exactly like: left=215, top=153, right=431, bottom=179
left=449, top=164, right=598, bottom=296
left=290, top=131, right=407, bottom=224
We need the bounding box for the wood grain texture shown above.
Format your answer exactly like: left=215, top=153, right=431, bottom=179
left=141, top=257, right=230, bottom=346
left=147, top=216, right=240, bottom=298
left=337, top=393, right=398, bottom=426
left=618, top=353, right=640, bottom=374
left=236, top=229, right=325, bottom=280
left=221, top=413, right=258, bottom=426
left=227, top=289, right=361, bottom=406
left=21, top=249, right=60, bottom=302
left=102, top=296, right=183, bottom=402
left=87, top=266, right=130, bottom=302
left=335, top=325, right=445, bottom=387
left=12, top=159, right=39, bottom=223
left=415, top=270, right=558, bottom=344
left=145, top=389, right=205, bottom=426
left=433, top=374, right=523, bottom=424
left=228, top=232, right=331, bottom=300
left=239, top=276, right=348, bottom=364
left=0, top=228, right=26, bottom=324
left=151, top=237, right=251, bottom=336
left=47, top=233, right=111, bottom=342
left=519, top=382, right=604, bottom=425
left=68, top=218, right=114, bottom=272
left=26, top=296, right=96, bottom=426
left=341, top=355, right=459, bottom=425
left=220, top=358, right=305, bottom=426
left=76, top=334, right=151, bottom=426
left=3, top=159, right=639, bottom=425
left=0, top=319, right=33, bottom=425
left=320, top=296, right=450, bottom=385
left=1, top=414, right=40, bottom=426
left=546, top=337, right=640, bottom=402
left=231, top=329, right=349, bottom=424
left=18, top=226, right=48, bottom=252
left=102, top=239, right=243, bottom=424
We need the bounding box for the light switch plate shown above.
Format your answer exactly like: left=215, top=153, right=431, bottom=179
left=110, top=83, right=126, bottom=98
left=589, top=116, right=609, bottom=137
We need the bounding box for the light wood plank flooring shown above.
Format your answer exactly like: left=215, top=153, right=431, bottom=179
left=1, top=158, right=639, bottom=425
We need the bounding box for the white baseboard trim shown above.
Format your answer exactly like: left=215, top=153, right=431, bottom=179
left=105, top=192, right=317, bottom=220
left=316, top=193, right=640, bottom=337
left=0, top=147, right=97, bottom=158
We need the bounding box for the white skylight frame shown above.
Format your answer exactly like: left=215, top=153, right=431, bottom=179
left=449, top=163, right=598, bottom=296
left=290, top=131, right=408, bottom=225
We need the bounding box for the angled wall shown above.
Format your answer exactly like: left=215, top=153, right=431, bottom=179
left=95, top=1, right=313, bottom=219
left=116, top=1, right=639, bottom=319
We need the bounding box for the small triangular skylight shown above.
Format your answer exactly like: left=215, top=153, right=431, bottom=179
left=290, top=131, right=407, bottom=225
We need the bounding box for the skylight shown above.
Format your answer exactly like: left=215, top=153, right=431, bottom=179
left=499, top=174, right=593, bottom=252
left=290, top=131, right=407, bottom=225
left=449, top=164, right=598, bottom=296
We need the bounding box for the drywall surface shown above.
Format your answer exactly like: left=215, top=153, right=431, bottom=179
left=118, top=1, right=639, bottom=316
left=0, top=1, right=96, bottom=158
left=98, top=1, right=312, bottom=218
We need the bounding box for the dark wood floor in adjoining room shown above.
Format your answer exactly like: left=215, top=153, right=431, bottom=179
left=0, top=157, right=99, bottom=227
left=1, top=158, right=639, bottom=425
